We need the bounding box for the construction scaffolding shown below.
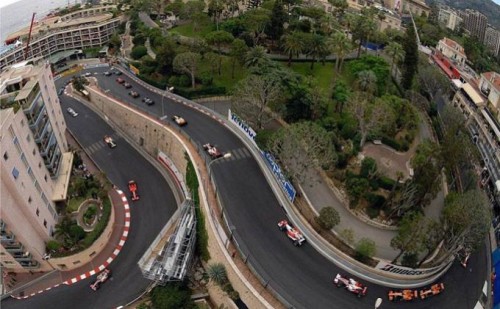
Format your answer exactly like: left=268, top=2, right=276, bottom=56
left=138, top=200, right=196, bottom=283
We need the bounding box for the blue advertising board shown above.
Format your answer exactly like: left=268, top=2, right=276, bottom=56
left=261, top=151, right=296, bottom=202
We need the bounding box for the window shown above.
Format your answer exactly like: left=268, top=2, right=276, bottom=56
left=43, top=220, right=47, bottom=228
left=39, top=162, right=42, bottom=168
left=21, top=119, right=24, bottom=127
left=28, top=196, right=32, bottom=203
left=3, top=152, right=8, bottom=161
left=12, top=167, right=19, bottom=179
left=36, top=208, right=39, bottom=216
left=33, top=148, right=36, bottom=156
left=21, top=153, right=29, bottom=169
left=26, top=134, right=31, bottom=142
left=44, top=175, right=47, bottom=182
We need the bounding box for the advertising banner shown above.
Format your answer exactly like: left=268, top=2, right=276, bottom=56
left=261, top=151, right=296, bottom=202
left=375, top=261, right=450, bottom=277
left=228, top=109, right=257, bottom=146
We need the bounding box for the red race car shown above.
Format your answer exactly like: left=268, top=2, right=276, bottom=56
left=128, top=180, right=140, bottom=201
left=388, top=289, right=418, bottom=301
left=90, top=269, right=111, bottom=291
left=334, top=274, right=367, bottom=298
left=277, top=219, right=306, bottom=246
left=419, top=283, right=444, bottom=299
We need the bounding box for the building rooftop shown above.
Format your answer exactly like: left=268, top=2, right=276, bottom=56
left=483, top=72, right=500, bottom=92
left=463, top=83, right=485, bottom=106
left=0, top=60, right=42, bottom=94
left=441, top=37, right=466, bottom=55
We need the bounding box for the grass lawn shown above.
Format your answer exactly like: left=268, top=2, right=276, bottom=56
left=286, top=62, right=336, bottom=96
left=67, top=196, right=87, bottom=213
left=169, top=23, right=215, bottom=38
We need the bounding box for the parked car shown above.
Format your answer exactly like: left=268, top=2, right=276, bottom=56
left=66, top=108, right=78, bottom=117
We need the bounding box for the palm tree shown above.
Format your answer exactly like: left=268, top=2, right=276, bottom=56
left=244, top=45, right=270, bottom=68
left=282, top=31, right=304, bottom=66
left=385, top=41, right=404, bottom=77
left=206, top=263, right=228, bottom=286
left=330, top=31, right=352, bottom=73
left=356, top=70, right=377, bottom=94
left=306, top=34, right=328, bottom=69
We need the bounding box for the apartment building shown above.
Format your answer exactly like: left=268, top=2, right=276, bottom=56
left=384, top=0, right=430, bottom=17
left=438, top=7, right=462, bottom=31
left=479, top=72, right=500, bottom=110
left=0, top=59, right=73, bottom=272
left=436, top=37, right=467, bottom=66
left=460, top=9, right=488, bottom=42
left=452, top=82, right=485, bottom=117
left=484, top=26, right=500, bottom=57
left=0, top=5, right=122, bottom=71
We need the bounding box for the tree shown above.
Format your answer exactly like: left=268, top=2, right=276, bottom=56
left=243, top=8, right=270, bottom=45
left=207, top=0, right=224, bottom=25
left=173, top=52, right=201, bottom=88
left=441, top=190, right=491, bottom=260
left=230, top=39, right=248, bottom=78
left=390, top=211, right=426, bottom=263
left=332, top=80, right=349, bottom=113
left=150, top=284, right=194, bottom=309
left=109, top=33, right=121, bottom=50
left=244, top=45, right=272, bottom=68
left=316, top=206, right=341, bottom=230
left=349, top=8, right=377, bottom=58
left=348, top=91, right=391, bottom=147
left=417, top=62, right=449, bottom=101
left=205, top=30, right=234, bottom=75
left=231, top=74, right=282, bottom=129
left=268, top=122, right=337, bottom=183
left=355, top=238, right=376, bottom=262
left=385, top=42, right=404, bottom=77
left=267, top=0, right=287, bottom=41
left=155, top=38, right=177, bottom=74
left=360, top=157, right=377, bottom=179
left=329, top=0, right=348, bottom=19
left=355, top=70, right=377, bottom=94
left=306, top=34, right=328, bottom=69
left=206, top=263, right=228, bottom=286
left=401, top=24, right=418, bottom=90
left=418, top=219, right=443, bottom=267
left=282, top=31, right=304, bottom=66
left=410, top=140, right=441, bottom=208
left=131, top=45, right=147, bottom=59
left=330, top=31, right=352, bottom=73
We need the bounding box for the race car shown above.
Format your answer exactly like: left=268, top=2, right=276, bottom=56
left=203, top=143, right=223, bottom=159
left=419, top=283, right=444, bottom=300
left=172, top=115, right=187, bottom=126
left=128, top=180, right=140, bottom=201
left=124, top=82, right=132, bottom=89
left=103, top=135, right=117, bottom=148
left=388, top=289, right=418, bottom=301
left=129, top=91, right=139, bottom=98
left=142, top=97, right=154, bottom=105
left=116, top=77, right=124, bottom=84
left=90, top=269, right=111, bottom=291
left=334, top=274, right=367, bottom=298
left=277, top=219, right=306, bottom=246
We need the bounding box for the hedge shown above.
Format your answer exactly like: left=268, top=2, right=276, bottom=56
left=186, top=160, right=210, bottom=262
left=377, top=176, right=396, bottom=190
left=174, top=86, right=226, bottom=99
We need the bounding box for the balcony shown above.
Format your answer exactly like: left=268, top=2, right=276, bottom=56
left=1, top=231, right=15, bottom=243
left=4, top=241, right=24, bottom=253
left=19, top=260, right=39, bottom=269
left=12, top=251, right=32, bottom=262
left=0, top=219, right=5, bottom=233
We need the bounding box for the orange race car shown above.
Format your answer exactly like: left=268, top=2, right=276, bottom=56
left=419, top=283, right=445, bottom=300
left=388, top=289, right=418, bottom=301
left=128, top=180, right=140, bottom=201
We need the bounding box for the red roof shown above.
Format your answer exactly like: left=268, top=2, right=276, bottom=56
left=483, top=72, right=500, bottom=92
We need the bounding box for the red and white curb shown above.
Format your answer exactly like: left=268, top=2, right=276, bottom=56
left=11, top=189, right=130, bottom=300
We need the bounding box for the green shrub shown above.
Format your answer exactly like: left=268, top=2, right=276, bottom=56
left=186, top=160, right=210, bottom=261
left=174, top=86, right=226, bottom=99
left=377, top=176, right=396, bottom=190
left=255, top=129, right=274, bottom=151
left=132, top=33, right=146, bottom=45
left=199, top=72, right=213, bottom=86
left=131, top=45, right=148, bottom=59
left=46, top=240, right=61, bottom=251
left=355, top=238, right=376, bottom=263
left=81, top=198, right=111, bottom=248
left=138, top=74, right=166, bottom=89
left=315, top=207, right=340, bottom=230
left=178, top=75, right=191, bottom=87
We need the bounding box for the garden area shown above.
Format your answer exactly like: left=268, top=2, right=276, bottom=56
left=47, top=152, right=112, bottom=258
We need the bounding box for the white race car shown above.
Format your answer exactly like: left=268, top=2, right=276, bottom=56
left=203, top=143, right=223, bottom=159
left=103, top=135, right=117, bottom=148
left=277, top=219, right=306, bottom=246
left=172, top=115, right=187, bottom=126
left=90, top=269, right=111, bottom=291
left=334, top=274, right=367, bottom=298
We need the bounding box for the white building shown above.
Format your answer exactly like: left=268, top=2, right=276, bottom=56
left=436, top=37, right=467, bottom=66
left=438, top=8, right=462, bottom=31
left=479, top=72, right=500, bottom=110
left=484, top=26, right=500, bottom=57
left=1, top=59, right=73, bottom=272
left=0, top=5, right=122, bottom=71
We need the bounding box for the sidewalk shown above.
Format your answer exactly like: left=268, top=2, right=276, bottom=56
left=7, top=132, right=129, bottom=299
